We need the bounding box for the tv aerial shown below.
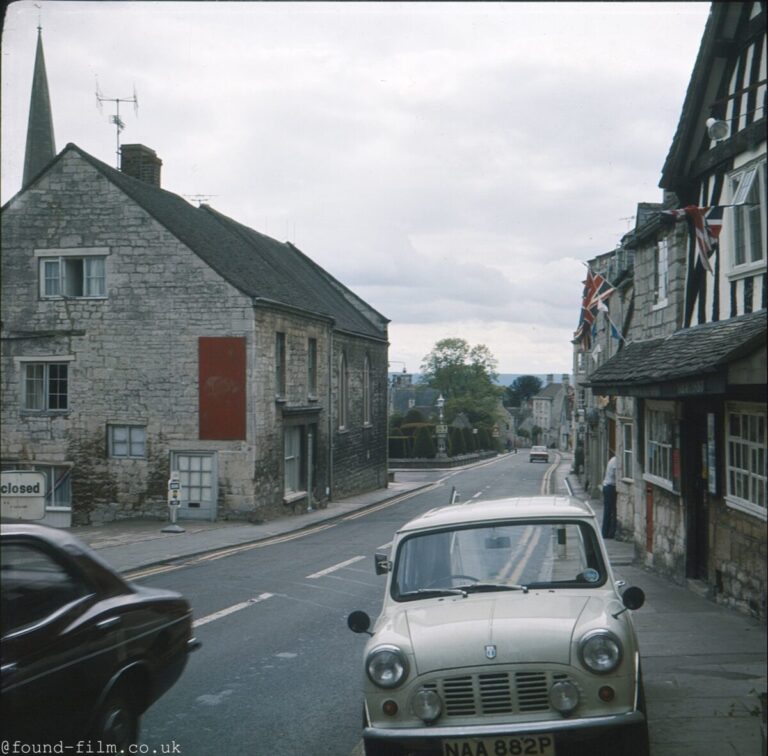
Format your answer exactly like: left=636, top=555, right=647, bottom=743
left=95, top=76, right=139, bottom=168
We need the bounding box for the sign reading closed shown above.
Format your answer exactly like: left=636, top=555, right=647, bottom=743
left=1, top=471, right=46, bottom=520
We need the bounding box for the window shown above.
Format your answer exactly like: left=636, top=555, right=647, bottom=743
left=284, top=426, right=302, bottom=494
left=276, top=332, right=286, bottom=397
left=725, top=404, right=766, bottom=519
left=24, top=363, right=68, bottom=411
left=621, top=422, right=634, bottom=480
left=338, top=352, right=349, bottom=430
left=308, top=338, right=318, bottom=397
left=108, top=425, right=146, bottom=458
left=1, top=463, right=73, bottom=510
left=1, top=542, right=90, bottom=634
left=645, top=405, right=676, bottom=490
left=39, top=255, right=106, bottom=298
left=654, top=238, right=669, bottom=305
left=363, top=355, right=371, bottom=425
left=731, top=162, right=766, bottom=269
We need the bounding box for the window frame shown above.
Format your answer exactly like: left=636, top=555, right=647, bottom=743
left=37, top=249, right=108, bottom=300
left=108, top=424, right=147, bottom=459
left=643, top=402, right=678, bottom=493
left=653, top=237, right=669, bottom=308
left=362, top=354, right=372, bottom=426
left=338, top=352, right=349, bottom=431
left=284, top=426, right=303, bottom=495
left=307, top=338, right=318, bottom=398
left=724, top=402, right=766, bottom=520
left=729, top=160, right=766, bottom=275
left=22, top=362, right=69, bottom=412
left=621, top=421, right=634, bottom=481
left=275, top=332, right=286, bottom=398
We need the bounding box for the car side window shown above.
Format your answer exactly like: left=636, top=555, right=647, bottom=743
left=1, top=541, right=91, bottom=635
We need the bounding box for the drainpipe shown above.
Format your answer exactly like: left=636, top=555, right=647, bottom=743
left=327, top=323, right=334, bottom=502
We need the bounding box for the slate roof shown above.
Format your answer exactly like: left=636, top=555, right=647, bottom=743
left=55, top=144, right=388, bottom=340
left=586, top=310, right=767, bottom=389
left=534, top=383, right=563, bottom=401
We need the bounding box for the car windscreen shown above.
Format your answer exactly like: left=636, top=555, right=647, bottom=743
left=391, top=520, right=606, bottom=600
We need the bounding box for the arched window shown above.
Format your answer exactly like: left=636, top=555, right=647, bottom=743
left=363, top=354, right=371, bottom=426
left=338, top=352, right=349, bottom=430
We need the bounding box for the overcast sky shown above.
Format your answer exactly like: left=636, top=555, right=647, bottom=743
left=1, top=1, right=711, bottom=376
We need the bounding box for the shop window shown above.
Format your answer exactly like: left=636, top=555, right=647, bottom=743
left=725, top=404, right=766, bottom=519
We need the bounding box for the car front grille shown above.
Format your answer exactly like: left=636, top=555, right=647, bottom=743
left=423, top=671, right=567, bottom=717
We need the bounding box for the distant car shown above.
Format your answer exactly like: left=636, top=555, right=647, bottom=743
left=529, top=445, right=550, bottom=462
left=1, top=522, right=200, bottom=748
left=348, top=496, right=648, bottom=756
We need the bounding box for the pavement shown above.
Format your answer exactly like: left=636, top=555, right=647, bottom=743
left=70, top=451, right=766, bottom=756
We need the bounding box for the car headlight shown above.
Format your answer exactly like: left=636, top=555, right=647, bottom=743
left=579, top=630, right=623, bottom=674
left=549, top=679, right=580, bottom=715
left=411, top=688, right=442, bottom=723
left=366, top=645, right=409, bottom=689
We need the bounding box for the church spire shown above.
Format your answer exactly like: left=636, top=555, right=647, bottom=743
left=22, top=25, right=56, bottom=188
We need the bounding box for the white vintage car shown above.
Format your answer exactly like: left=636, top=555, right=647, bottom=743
left=348, top=496, right=648, bottom=756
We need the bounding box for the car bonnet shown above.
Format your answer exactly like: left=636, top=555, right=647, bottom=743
left=403, top=593, right=590, bottom=673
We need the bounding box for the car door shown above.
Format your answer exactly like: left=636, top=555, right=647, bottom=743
left=0, top=537, right=121, bottom=743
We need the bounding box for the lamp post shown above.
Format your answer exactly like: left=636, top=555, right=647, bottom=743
left=436, top=394, right=448, bottom=459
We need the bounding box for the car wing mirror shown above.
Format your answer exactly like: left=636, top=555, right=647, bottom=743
left=347, top=610, right=373, bottom=636
left=374, top=552, right=391, bottom=575
left=612, top=586, right=645, bottom=618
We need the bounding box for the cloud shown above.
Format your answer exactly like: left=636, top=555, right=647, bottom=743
left=1, top=1, right=711, bottom=374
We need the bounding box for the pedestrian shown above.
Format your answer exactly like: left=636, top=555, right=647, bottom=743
left=601, top=453, right=617, bottom=539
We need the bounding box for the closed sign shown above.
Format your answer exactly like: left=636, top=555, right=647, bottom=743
left=1, top=471, right=46, bottom=520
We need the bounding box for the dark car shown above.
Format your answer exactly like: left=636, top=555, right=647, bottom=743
left=1, top=522, right=200, bottom=748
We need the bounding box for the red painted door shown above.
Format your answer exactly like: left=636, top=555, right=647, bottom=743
left=198, top=337, right=246, bottom=440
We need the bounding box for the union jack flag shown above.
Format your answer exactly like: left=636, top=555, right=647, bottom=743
left=573, top=268, right=615, bottom=350
left=663, top=205, right=724, bottom=273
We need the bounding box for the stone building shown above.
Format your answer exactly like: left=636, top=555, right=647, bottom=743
left=585, top=1, right=766, bottom=619
left=1, top=32, right=389, bottom=527
left=530, top=375, right=571, bottom=450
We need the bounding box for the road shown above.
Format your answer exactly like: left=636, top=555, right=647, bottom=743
left=136, top=453, right=548, bottom=756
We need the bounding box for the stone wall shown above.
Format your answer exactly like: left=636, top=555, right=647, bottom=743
left=712, top=503, right=768, bottom=619
left=1, top=150, right=389, bottom=525
left=330, top=332, right=389, bottom=500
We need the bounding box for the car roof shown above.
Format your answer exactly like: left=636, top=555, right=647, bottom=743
left=1, top=521, right=129, bottom=586
left=1, top=520, right=84, bottom=546
left=397, top=496, right=596, bottom=534
left=532, top=446, right=547, bottom=450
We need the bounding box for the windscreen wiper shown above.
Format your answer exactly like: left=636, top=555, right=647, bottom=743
left=457, top=583, right=529, bottom=594
left=397, top=588, right=468, bottom=600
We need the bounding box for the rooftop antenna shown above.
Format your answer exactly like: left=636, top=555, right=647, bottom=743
left=95, top=77, right=139, bottom=168
left=183, top=194, right=218, bottom=207
left=619, top=215, right=635, bottom=231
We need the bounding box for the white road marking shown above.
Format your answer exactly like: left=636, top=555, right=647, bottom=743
left=306, top=555, right=365, bottom=579
left=193, top=592, right=274, bottom=627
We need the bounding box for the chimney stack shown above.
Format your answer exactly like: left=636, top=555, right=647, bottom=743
left=120, top=144, right=162, bottom=187
left=546, top=374, right=554, bottom=385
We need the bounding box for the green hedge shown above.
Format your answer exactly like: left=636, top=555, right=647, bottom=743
left=389, top=436, right=413, bottom=458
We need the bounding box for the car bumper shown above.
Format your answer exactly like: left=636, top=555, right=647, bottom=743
left=364, top=710, right=645, bottom=747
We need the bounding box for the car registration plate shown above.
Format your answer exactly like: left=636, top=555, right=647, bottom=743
left=443, top=734, right=555, bottom=756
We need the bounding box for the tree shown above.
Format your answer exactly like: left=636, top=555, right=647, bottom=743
left=505, top=375, right=543, bottom=407
left=413, top=426, right=436, bottom=459
left=420, top=338, right=503, bottom=428
left=449, top=427, right=465, bottom=456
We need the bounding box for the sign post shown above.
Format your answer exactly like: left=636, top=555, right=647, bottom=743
left=162, top=472, right=185, bottom=533
left=1, top=471, right=46, bottom=520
